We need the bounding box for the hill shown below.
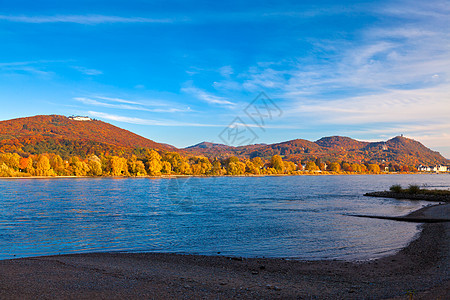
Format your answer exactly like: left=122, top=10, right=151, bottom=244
left=0, top=115, right=447, bottom=166
left=185, top=136, right=449, bottom=166
left=0, top=115, right=174, bottom=158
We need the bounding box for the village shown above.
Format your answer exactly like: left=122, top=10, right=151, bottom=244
left=417, top=164, right=449, bottom=172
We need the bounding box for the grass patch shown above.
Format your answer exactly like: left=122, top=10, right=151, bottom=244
left=389, top=184, right=450, bottom=196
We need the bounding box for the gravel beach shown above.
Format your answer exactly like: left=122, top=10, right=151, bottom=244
left=0, top=204, right=448, bottom=299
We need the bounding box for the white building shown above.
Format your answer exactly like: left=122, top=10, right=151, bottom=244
left=418, top=165, right=431, bottom=172
left=69, top=116, right=92, bottom=121
left=436, top=165, right=448, bottom=172
left=418, top=165, right=448, bottom=172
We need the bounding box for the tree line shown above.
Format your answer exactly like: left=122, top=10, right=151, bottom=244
left=0, top=150, right=418, bottom=177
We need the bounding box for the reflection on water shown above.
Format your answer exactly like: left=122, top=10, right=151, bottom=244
left=0, top=174, right=448, bottom=261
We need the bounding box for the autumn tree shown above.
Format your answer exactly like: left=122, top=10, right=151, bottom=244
left=227, top=161, right=246, bottom=175
left=270, top=155, right=284, bottom=173
left=351, top=163, right=362, bottom=173
left=69, top=156, right=90, bottom=176
left=35, top=155, right=54, bottom=176
left=162, top=152, right=183, bottom=173
left=161, top=161, right=172, bottom=174
left=190, top=156, right=212, bottom=175
left=284, top=161, right=296, bottom=173
left=127, top=155, right=146, bottom=176
left=367, top=164, right=380, bottom=173
left=0, top=163, right=16, bottom=177
left=109, top=156, right=129, bottom=176
left=0, top=153, right=20, bottom=170
left=146, top=150, right=162, bottom=176
left=329, top=162, right=341, bottom=172
left=50, top=154, right=66, bottom=175
left=179, top=161, right=192, bottom=175
left=342, top=162, right=353, bottom=172
left=210, top=159, right=223, bottom=175
left=251, top=157, right=264, bottom=170
left=305, top=161, right=319, bottom=171
left=245, top=160, right=260, bottom=175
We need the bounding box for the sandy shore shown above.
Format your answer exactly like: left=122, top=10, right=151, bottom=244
left=0, top=204, right=448, bottom=299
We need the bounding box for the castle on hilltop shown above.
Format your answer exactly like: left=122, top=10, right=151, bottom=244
left=68, top=116, right=92, bottom=121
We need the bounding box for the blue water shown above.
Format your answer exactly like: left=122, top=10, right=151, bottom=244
left=0, top=174, right=448, bottom=261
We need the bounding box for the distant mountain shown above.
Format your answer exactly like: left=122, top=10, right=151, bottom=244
left=0, top=115, right=174, bottom=158
left=0, top=115, right=447, bottom=166
left=315, top=136, right=368, bottom=150
left=185, top=136, right=449, bottom=166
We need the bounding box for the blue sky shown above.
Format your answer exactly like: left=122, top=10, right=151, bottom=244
left=1, top=0, right=449, bottom=157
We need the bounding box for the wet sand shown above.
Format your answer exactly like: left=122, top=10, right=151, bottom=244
left=0, top=204, right=448, bottom=299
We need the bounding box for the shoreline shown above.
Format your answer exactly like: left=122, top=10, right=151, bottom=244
left=0, top=204, right=448, bottom=299
left=0, top=172, right=449, bottom=180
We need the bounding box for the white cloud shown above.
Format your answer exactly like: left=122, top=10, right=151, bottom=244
left=72, top=66, right=103, bottom=76
left=290, top=85, right=450, bottom=124
left=88, top=111, right=222, bottom=127
left=181, top=86, right=235, bottom=106
left=94, top=96, right=141, bottom=105
left=75, top=96, right=190, bottom=113
left=0, top=15, right=174, bottom=25
left=219, top=66, right=234, bottom=77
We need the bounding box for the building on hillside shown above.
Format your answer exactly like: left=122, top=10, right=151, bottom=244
left=69, top=116, right=92, bottom=121
left=418, top=165, right=448, bottom=172
left=418, top=165, right=431, bottom=172
left=436, top=165, right=448, bottom=172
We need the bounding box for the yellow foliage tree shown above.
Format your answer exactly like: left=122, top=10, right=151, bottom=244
left=161, top=161, right=172, bottom=174
left=109, top=156, right=128, bottom=176
left=146, top=150, right=162, bottom=176
left=35, top=155, right=54, bottom=176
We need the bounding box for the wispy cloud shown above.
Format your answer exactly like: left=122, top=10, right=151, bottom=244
left=0, top=60, right=56, bottom=76
left=75, top=96, right=190, bottom=113
left=0, top=15, right=175, bottom=25
left=289, top=85, right=450, bottom=124
left=72, top=66, right=103, bottom=76
left=88, top=111, right=222, bottom=127
left=181, top=86, right=235, bottom=106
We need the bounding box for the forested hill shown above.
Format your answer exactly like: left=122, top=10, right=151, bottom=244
left=186, top=136, right=449, bottom=166
left=0, top=115, right=448, bottom=166
left=0, top=115, right=174, bottom=158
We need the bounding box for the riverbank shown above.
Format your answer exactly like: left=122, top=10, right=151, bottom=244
left=0, top=204, right=448, bottom=299
left=365, top=190, right=450, bottom=202
left=1, top=171, right=448, bottom=180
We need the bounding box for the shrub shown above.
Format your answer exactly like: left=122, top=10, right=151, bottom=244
left=407, top=184, right=421, bottom=194
left=390, top=184, right=403, bottom=193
